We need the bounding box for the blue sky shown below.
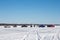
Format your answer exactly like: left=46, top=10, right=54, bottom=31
left=0, top=0, right=60, bottom=24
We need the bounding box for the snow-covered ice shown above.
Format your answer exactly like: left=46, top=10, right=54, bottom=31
left=0, top=27, right=60, bottom=40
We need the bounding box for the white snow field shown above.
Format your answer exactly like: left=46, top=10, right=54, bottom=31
left=0, top=26, right=60, bottom=40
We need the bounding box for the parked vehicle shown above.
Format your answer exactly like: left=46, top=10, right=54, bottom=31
left=39, top=25, right=45, bottom=27
left=21, top=25, right=27, bottom=27
left=47, top=25, right=55, bottom=27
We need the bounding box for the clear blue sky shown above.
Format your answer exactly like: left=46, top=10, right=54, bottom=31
left=0, top=0, right=60, bottom=24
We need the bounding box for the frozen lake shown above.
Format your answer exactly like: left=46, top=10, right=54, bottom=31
left=0, top=27, right=60, bottom=40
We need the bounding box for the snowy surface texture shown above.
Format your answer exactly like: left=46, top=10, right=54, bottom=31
left=0, top=27, right=60, bottom=40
